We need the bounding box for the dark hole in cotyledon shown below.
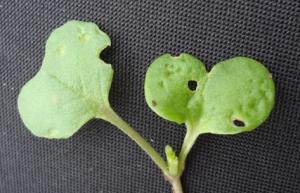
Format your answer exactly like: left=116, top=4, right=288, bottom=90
left=188, top=80, right=197, bottom=91
left=233, top=119, right=245, bottom=127
left=99, top=46, right=111, bottom=63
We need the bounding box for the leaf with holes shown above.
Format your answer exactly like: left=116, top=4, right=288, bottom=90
left=144, top=54, right=275, bottom=135
left=18, top=20, right=112, bottom=138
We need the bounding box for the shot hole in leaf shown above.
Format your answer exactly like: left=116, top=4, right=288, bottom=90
left=233, top=119, right=245, bottom=127
left=188, top=80, right=197, bottom=91
left=99, top=46, right=111, bottom=63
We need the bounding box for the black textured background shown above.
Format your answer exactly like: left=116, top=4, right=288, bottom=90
left=1, top=0, right=300, bottom=193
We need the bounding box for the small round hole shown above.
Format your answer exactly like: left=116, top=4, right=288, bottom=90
left=188, top=80, right=197, bottom=91
left=233, top=119, right=245, bottom=127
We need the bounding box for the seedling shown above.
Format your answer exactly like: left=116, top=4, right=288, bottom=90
left=144, top=54, right=275, bottom=192
left=18, top=20, right=275, bottom=193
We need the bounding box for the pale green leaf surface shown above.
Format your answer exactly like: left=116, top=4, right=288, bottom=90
left=145, top=54, right=275, bottom=135
left=144, top=54, right=207, bottom=124
left=18, top=20, right=113, bottom=138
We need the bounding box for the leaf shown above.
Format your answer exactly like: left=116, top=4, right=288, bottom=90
left=145, top=54, right=275, bottom=135
left=165, top=145, right=179, bottom=176
left=18, top=20, right=113, bottom=139
left=144, top=54, right=207, bottom=124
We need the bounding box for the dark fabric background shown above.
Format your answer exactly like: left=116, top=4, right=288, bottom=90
left=0, top=0, right=299, bottom=193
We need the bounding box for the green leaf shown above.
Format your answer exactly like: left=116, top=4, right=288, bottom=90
left=18, top=20, right=113, bottom=139
left=144, top=54, right=207, bottom=124
left=145, top=54, right=275, bottom=135
left=165, top=145, right=179, bottom=176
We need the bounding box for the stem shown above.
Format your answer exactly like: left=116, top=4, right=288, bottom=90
left=171, top=177, right=183, bottom=193
left=178, top=128, right=199, bottom=176
left=100, top=107, right=168, bottom=174
left=166, top=176, right=183, bottom=193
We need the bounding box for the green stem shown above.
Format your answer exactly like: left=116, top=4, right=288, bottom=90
left=100, top=107, right=168, bottom=174
left=166, top=176, right=183, bottom=193
left=178, top=128, right=199, bottom=176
